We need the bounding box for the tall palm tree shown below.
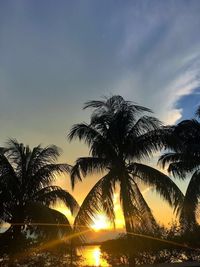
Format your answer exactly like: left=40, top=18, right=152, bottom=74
left=159, top=107, right=200, bottom=231
left=0, top=139, right=79, bottom=249
left=68, top=96, right=183, bottom=237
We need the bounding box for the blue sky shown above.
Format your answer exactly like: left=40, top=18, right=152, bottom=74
left=0, top=0, right=200, bottom=213
left=176, top=88, right=200, bottom=120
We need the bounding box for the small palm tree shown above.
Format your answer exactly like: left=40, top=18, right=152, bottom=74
left=0, top=139, right=79, bottom=248
left=159, top=107, right=200, bottom=231
left=68, top=96, right=183, bottom=236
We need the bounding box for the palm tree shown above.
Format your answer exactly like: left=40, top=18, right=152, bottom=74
left=0, top=139, right=79, bottom=251
left=159, top=107, right=200, bottom=231
left=68, top=96, right=183, bottom=250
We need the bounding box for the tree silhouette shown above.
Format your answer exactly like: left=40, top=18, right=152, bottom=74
left=0, top=139, right=79, bottom=253
left=159, top=106, right=200, bottom=231
left=68, top=96, right=183, bottom=266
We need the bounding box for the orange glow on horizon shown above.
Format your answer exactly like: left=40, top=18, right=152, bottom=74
left=55, top=189, right=176, bottom=232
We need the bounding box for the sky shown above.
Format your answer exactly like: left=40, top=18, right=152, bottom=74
left=0, top=0, right=200, bottom=228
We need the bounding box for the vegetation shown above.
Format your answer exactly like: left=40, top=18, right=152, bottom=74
left=101, top=223, right=200, bottom=266
left=0, top=95, right=200, bottom=266
left=0, top=139, right=79, bottom=256
left=159, top=107, right=200, bottom=232
left=68, top=96, right=183, bottom=265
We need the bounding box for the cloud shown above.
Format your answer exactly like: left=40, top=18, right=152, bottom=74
left=111, top=2, right=200, bottom=124
left=0, top=1, right=200, bottom=136
left=0, top=1, right=200, bottom=219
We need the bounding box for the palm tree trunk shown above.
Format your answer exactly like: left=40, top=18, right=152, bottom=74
left=120, top=178, right=136, bottom=267
left=124, top=213, right=136, bottom=267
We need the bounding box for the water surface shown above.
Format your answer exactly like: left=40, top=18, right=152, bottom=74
left=79, top=245, right=110, bottom=266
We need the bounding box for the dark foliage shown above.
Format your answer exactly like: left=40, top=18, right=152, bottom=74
left=69, top=96, right=183, bottom=236
left=101, top=224, right=200, bottom=266
left=159, top=106, right=200, bottom=231
left=0, top=139, right=79, bottom=255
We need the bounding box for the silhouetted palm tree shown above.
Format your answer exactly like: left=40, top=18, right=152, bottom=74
left=69, top=96, right=183, bottom=235
left=0, top=139, right=79, bottom=246
left=159, top=107, right=200, bottom=231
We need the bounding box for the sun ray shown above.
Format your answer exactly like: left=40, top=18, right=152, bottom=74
left=91, top=214, right=110, bottom=232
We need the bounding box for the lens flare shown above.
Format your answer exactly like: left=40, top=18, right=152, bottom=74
left=91, top=214, right=110, bottom=231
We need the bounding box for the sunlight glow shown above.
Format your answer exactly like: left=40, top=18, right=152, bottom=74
left=91, top=214, right=110, bottom=231
left=93, top=247, right=101, bottom=266
left=81, top=245, right=109, bottom=267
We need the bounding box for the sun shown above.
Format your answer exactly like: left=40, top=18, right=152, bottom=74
left=91, top=214, right=110, bottom=231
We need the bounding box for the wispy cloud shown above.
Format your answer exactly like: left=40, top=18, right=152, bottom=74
left=111, top=2, right=200, bottom=124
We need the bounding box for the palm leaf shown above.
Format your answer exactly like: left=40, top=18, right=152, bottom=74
left=71, top=157, right=109, bottom=189
left=195, top=106, right=200, bottom=118
left=180, top=170, right=200, bottom=229
left=83, top=100, right=108, bottom=109
left=131, top=180, right=157, bottom=230
left=100, top=172, right=116, bottom=225
left=126, top=128, right=172, bottom=161
left=74, top=172, right=115, bottom=232
left=68, top=123, right=100, bottom=144
left=130, top=163, right=184, bottom=213
left=26, top=145, right=61, bottom=176
left=119, top=176, right=141, bottom=231
left=33, top=186, right=79, bottom=215
left=25, top=203, right=72, bottom=240
left=159, top=152, right=200, bottom=178
left=127, top=116, right=162, bottom=137
left=30, top=163, right=71, bottom=191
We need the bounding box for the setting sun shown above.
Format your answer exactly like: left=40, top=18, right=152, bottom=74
left=91, top=214, right=110, bottom=231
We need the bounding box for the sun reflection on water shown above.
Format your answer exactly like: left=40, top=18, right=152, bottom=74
left=80, top=245, right=109, bottom=266
left=93, top=247, right=101, bottom=266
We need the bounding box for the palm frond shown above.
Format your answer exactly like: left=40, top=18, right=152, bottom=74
left=90, top=137, right=116, bottom=159
left=68, top=123, right=116, bottom=159
left=30, top=163, right=71, bottom=191
left=127, top=116, right=162, bottom=137
left=131, top=181, right=157, bottom=230
left=176, top=119, right=200, bottom=134
left=169, top=161, right=200, bottom=179
left=158, top=152, right=184, bottom=169
left=70, top=163, right=82, bottom=189
left=74, top=172, right=115, bottom=231
left=25, top=203, right=72, bottom=240
left=0, top=153, right=17, bottom=183
left=90, top=113, right=112, bottom=134
left=195, top=106, right=200, bottom=118
left=73, top=179, right=102, bottom=232
left=26, top=145, right=61, bottom=176
left=107, top=95, right=152, bottom=114
left=84, top=96, right=152, bottom=121
left=4, top=139, right=30, bottom=177
left=0, top=155, right=19, bottom=208
left=126, top=128, right=171, bottom=161
left=159, top=152, right=200, bottom=178
left=130, top=163, right=184, bottom=213
left=71, top=157, right=109, bottom=189
left=180, top=170, right=200, bottom=229
left=119, top=176, right=141, bottom=231
left=33, top=186, right=79, bottom=215
left=68, top=123, right=102, bottom=145
left=101, top=173, right=116, bottom=225
left=83, top=100, right=107, bottom=110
